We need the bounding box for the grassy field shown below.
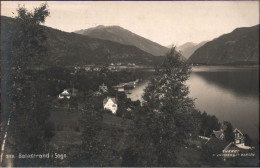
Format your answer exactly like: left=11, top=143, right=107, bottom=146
left=48, top=101, right=133, bottom=166
left=48, top=100, right=207, bottom=166
left=49, top=105, right=82, bottom=148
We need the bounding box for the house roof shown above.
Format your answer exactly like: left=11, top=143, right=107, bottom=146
left=103, top=97, right=117, bottom=106
left=60, top=88, right=78, bottom=96
left=212, top=130, right=224, bottom=139
left=60, top=89, right=70, bottom=96
left=233, top=128, right=243, bottom=135
left=223, top=142, right=240, bottom=152
left=205, top=137, right=230, bottom=154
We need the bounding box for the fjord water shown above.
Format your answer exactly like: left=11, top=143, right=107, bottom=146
left=127, top=66, right=259, bottom=140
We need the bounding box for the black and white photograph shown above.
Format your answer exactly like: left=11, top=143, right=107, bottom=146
left=0, top=1, right=259, bottom=167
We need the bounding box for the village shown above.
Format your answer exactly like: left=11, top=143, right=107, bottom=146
left=57, top=78, right=139, bottom=114
left=73, top=62, right=139, bottom=72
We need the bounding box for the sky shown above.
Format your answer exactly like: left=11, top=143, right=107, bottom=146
left=1, top=1, right=259, bottom=46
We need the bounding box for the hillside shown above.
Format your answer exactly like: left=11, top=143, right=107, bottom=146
left=1, top=16, right=161, bottom=66
left=177, top=41, right=208, bottom=59
left=187, top=25, right=259, bottom=65
left=74, top=25, right=169, bottom=56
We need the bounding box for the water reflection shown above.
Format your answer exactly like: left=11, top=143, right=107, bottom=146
left=187, top=70, right=259, bottom=140
left=127, top=66, right=259, bottom=140
left=192, top=66, right=259, bottom=98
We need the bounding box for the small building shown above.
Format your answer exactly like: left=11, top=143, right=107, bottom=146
left=198, top=135, right=210, bottom=141
left=58, top=89, right=71, bottom=99
left=117, top=87, right=125, bottom=92
left=99, top=83, right=108, bottom=93
left=205, top=137, right=230, bottom=154
left=233, top=128, right=245, bottom=145
left=211, top=130, right=225, bottom=140
left=103, top=97, right=118, bottom=114
left=113, top=84, right=125, bottom=92
left=58, top=88, right=78, bottom=99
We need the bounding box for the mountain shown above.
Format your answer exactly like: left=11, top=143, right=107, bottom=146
left=188, top=25, right=259, bottom=65
left=176, top=41, right=208, bottom=59
left=2, top=16, right=163, bottom=66
left=74, top=25, right=169, bottom=56
left=177, top=42, right=196, bottom=50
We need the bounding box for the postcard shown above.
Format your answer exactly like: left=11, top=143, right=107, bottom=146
left=1, top=1, right=259, bottom=167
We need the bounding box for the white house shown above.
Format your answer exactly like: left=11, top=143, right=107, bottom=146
left=233, top=128, right=245, bottom=146
left=58, top=89, right=71, bottom=99
left=58, top=88, right=78, bottom=99
left=103, top=97, right=118, bottom=114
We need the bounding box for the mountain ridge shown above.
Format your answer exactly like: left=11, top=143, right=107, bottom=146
left=187, top=25, right=259, bottom=65
left=74, top=25, right=169, bottom=56
left=176, top=41, right=208, bottom=59
left=2, top=16, right=164, bottom=66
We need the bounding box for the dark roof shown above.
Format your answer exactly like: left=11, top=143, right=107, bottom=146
left=205, top=137, right=230, bottom=154
left=212, top=130, right=224, bottom=139
left=223, top=142, right=240, bottom=152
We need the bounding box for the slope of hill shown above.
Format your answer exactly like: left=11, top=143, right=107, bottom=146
left=177, top=41, right=208, bottom=59
left=74, top=25, right=169, bottom=56
left=1, top=16, right=161, bottom=66
left=188, top=25, right=259, bottom=65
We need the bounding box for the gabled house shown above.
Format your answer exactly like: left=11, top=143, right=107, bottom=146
left=205, top=137, right=230, bottom=155
left=211, top=130, right=225, bottom=140
left=204, top=127, right=254, bottom=160
left=233, top=128, right=245, bottom=145
left=58, top=89, right=71, bottom=99
left=205, top=137, right=240, bottom=160
left=58, top=88, right=78, bottom=99
left=103, top=97, right=118, bottom=114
